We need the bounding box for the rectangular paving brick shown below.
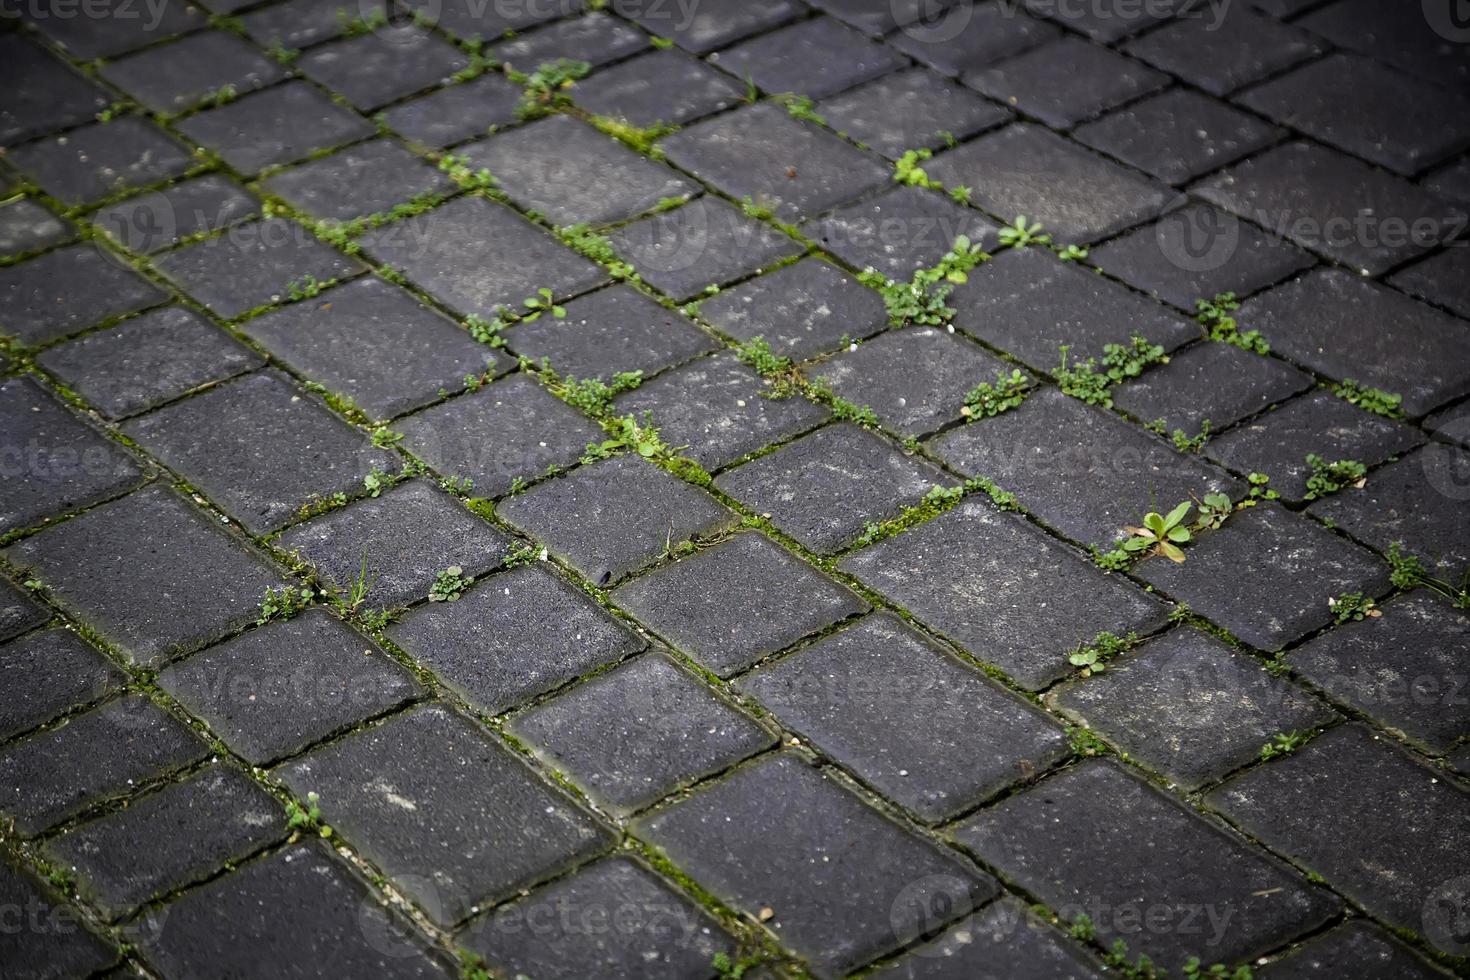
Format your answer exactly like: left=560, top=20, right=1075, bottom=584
left=0, top=628, right=125, bottom=742
left=176, top=81, right=376, bottom=175
left=0, top=36, right=110, bottom=144
left=1112, top=341, right=1312, bottom=438
left=609, top=0, right=801, bottom=54
left=0, top=855, right=117, bottom=978
left=819, top=67, right=1011, bottom=160
left=296, top=31, right=469, bottom=111
left=967, top=36, right=1166, bottom=129
left=0, top=197, right=71, bottom=259
left=888, top=4, right=1060, bottom=76
left=8, top=118, right=193, bottom=207
left=0, top=244, right=167, bottom=345
left=98, top=30, right=285, bottom=114
left=873, top=898, right=1106, bottom=980
left=573, top=49, right=745, bottom=128
left=710, top=16, right=906, bottom=100
left=1256, top=920, right=1451, bottom=980
left=804, top=184, right=998, bottom=282
left=259, top=139, right=454, bottom=224
left=91, top=173, right=261, bottom=255
left=490, top=11, right=649, bottom=69
left=0, top=576, right=48, bottom=644
left=381, top=74, right=523, bottom=148
left=1122, top=9, right=1320, bottom=96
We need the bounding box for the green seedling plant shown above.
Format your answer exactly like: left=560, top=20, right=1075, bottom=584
left=1303, top=453, right=1366, bottom=500
left=1055, top=337, right=1167, bottom=408
left=1194, top=492, right=1233, bottom=530
left=1259, top=731, right=1308, bottom=761
left=558, top=224, right=639, bottom=279
left=285, top=791, right=332, bottom=838
left=1329, top=591, right=1380, bottom=623
left=962, top=369, right=1029, bottom=418
left=1387, top=543, right=1470, bottom=609
left=551, top=370, right=644, bottom=416
left=521, top=287, right=565, bottom=321
left=257, top=585, right=315, bottom=625
left=583, top=413, right=673, bottom=462
left=363, top=467, right=390, bottom=498
left=1055, top=243, right=1088, bottom=262
left=893, top=148, right=935, bottom=187
left=1123, top=501, right=1194, bottom=563
left=997, top=215, right=1050, bottom=248
left=286, top=274, right=326, bottom=301
left=858, top=235, right=987, bottom=327
left=517, top=59, right=591, bottom=118
left=1195, top=293, right=1268, bottom=355
left=429, top=566, right=473, bottom=602
left=1183, top=958, right=1253, bottom=980
left=1333, top=379, right=1403, bottom=418
left=503, top=541, right=543, bottom=567
left=1245, top=472, right=1279, bottom=503
left=1068, top=630, right=1134, bottom=676
left=777, top=93, right=825, bottom=125
left=464, top=313, right=508, bottom=347
left=436, top=153, right=496, bottom=190
left=711, top=952, right=763, bottom=979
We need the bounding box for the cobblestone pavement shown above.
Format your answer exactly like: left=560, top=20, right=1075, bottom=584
left=2, top=0, right=1470, bottom=977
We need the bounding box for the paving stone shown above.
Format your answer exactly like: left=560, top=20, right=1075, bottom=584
left=1123, top=9, right=1321, bottom=95
left=1137, top=502, right=1391, bottom=651
left=500, top=456, right=736, bottom=583
left=133, top=842, right=450, bottom=979
left=1087, top=203, right=1313, bottom=310
left=0, top=244, right=167, bottom=346
left=239, top=276, right=501, bottom=421
left=124, top=372, right=396, bottom=534
left=817, top=67, right=1009, bottom=160
left=1257, top=920, right=1452, bottom=980
left=711, top=16, right=906, bottom=100
left=1073, top=89, right=1282, bottom=186
left=742, top=612, right=1067, bottom=821
left=611, top=531, right=866, bottom=676
left=99, top=31, right=285, bottom=114
left=1297, top=0, right=1470, bottom=92
left=279, top=704, right=612, bottom=926
left=358, top=195, right=606, bottom=320
left=716, top=423, right=950, bottom=553
left=298, top=29, right=469, bottom=111
left=662, top=102, right=890, bottom=221
left=875, top=897, right=1107, bottom=979
left=176, top=81, right=376, bottom=175
left=242, top=0, right=358, bottom=49
left=574, top=49, right=748, bottom=128
left=1238, top=269, right=1470, bottom=416
left=1195, top=141, right=1466, bottom=275
left=1424, top=156, right=1470, bottom=205
left=37, top=305, right=265, bottom=419
left=391, top=373, right=603, bottom=498
left=503, top=284, right=716, bottom=381
left=0, top=197, right=70, bottom=258
left=8, top=118, right=192, bottom=210
left=260, top=140, right=454, bottom=223
left=44, top=766, right=286, bottom=919
left=0, top=376, right=145, bottom=533
left=1020, top=0, right=1178, bottom=41
left=932, top=387, right=1239, bottom=547
left=697, top=257, right=889, bottom=360
left=968, top=37, right=1166, bottom=129
left=0, top=576, right=48, bottom=643
left=2, top=486, right=285, bottom=666
left=0, top=697, right=209, bottom=835
left=400, top=0, right=576, bottom=39
left=635, top=752, right=996, bottom=977
left=1204, top=390, right=1425, bottom=502
left=153, top=218, right=365, bottom=320
left=381, top=74, right=523, bottom=148
left=609, top=0, right=801, bottom=54
left=839, top=500, right=1169, bottom=688
left=512, top=651, right=773, bottom=813
left=804, top=184, right=998, bottom=281
left=1113, top=341, right=1312, bottom=437
left=955, top=759, right=1338, bottom=970
left=926, top=123, right=1170, bottom=244
left=91, top=173, right=261, bottom=254
left=812, top=327, right=1023, bottom=438
left=1050, top=628, right=1336, bottom=789
left=389, top=564, right=646, bottom=713
left=0, top=628, right=125, bottom=742
left=461, top=856, right=736, bottom=979
left=0, top=36, right=111, bottom=144
left=278, top=479, right=510, bottom=610
left=0, top=854, right=117, bottom=978
left=888, top=3, right=1062, bottom=76
left=21, top=0, right=204, bottom=59
left=1389, top=246, right=1470, bottom=321
left=805, top=0, right=961, bottom=35
left=1428, top=398, right=1470, bottom=449
left=614, top=350, right=828, bottom=470
left=1208, top=724, right=1470, bottom=937
left=490, top=11, right=650, bottom=69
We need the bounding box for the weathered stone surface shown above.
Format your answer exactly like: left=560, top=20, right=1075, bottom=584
left=0, top=36, right=110, bottom=144
left=0, top=628, right=125, bottom=742
left=260, top=140, right=454, bottom=223
left=491, top=11, right=649, bottom=69
left=8, top=118, right=192, bottom=206
left=91, top=174, right=260, bottom=254
left=297, top=30, right=469, bottom=111
left=1113, top=341, right=1312, bottom=438
left=805, top=184, right=997, bottom=282
left=382, top=74, right=522, bottom=148
left=0, top=855, right=117, bottom=977
left=0, top=576, right=47, bottom=644
left=697, top=258, right=889, bottom=361
left=99, top=30, right=285, bottom=114
left=0, top=197, right=70, bottom=258
left=872, top=898, right=1106, bottom=980
left=0, top=244, right=167, bottom=345
left=609, top=0, right=801, bottom=54
left=888, top=3, right=1060, bottom=75
left=709, top=16, right=905, bottom=100
left=1123, top=9, right=1320, bottom=95
left=968, top=37, right=1166, bottom=129
left=176, top=81, right=375, bottom=174
left=574, top=49, right=748, bottom=128
left=1389, top=246, right=1470, bottom=321
left=1257, top=920, right=1451, bottom=979
left=819, top=67, right=1009, bottom=160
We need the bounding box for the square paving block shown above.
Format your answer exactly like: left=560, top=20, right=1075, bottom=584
left=709, top=16, right=906, bottom=100
left=23, top=0, right=203, bottom=59
left=818, top=67, right=1010, bottom=160
left=0, top=628, right=125, bottom=742
left=490, top=11, right=649, bottom=70
left=0, top=856, right=117, bottom=977
left=176, top=81, right=375, bottom=175
left=7, top=118, right=193, bottom=207
left=888, top=4, right=1060, bottom=76
left=242, top=0, right=359, bottom=48
left=0, top=197, right=71, bottom=259
left=871, top=898, right=1107, bottom=979
left=804, top=184, right=998, bottom=282
left=0, top=36, right=111, bottom=144
left=91, top=174, right=261, bottom=254
left=382, top=74, right=523, bottom=148
left=966, top=37, right=1166, bottom=129
left=297, top=29, right=469, bottom=111
left=99, top=30, right=284, bottom=114
left=1122, top=9, right=1320, bottom=95
left=260, top=139, right=455, bottom=223
left=1112, top=341, right=1313, bottom=439
left=0, top=244, right=167, bottom=345
left=697, top=258, right=889, bottom=361
left=573, top=49, right=746, bottom=128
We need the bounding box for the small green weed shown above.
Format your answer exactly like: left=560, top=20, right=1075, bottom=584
left=1055, top=243, right=1088, bottom=262
left=1183, top=958, right=1253, bottom=980
left=777, top=93, right=825, bottom=125
left=1386, top=542, right=1470, bottom=609
left=1122, top=501, right=1193, bottom=563
left=554, top=370, right=644, bottom=416
left=1259, top=731, right=1308, bottom=761
left=284, top=791, right=332, bottom=838
left=858, top=235, right=986, bottom=327
left=521, top=286, right=565, bottom=321
left=1246, top=472, right=1279, bottom=502
left=1195, top=293, right=1269, bottom=355
left=1194, top=491, right=1233, bottom=530
left=1055, top=337, right=1167, bottom=408
left=1303, top=454, right=1365, bottom=500
left=1328, top=591, right=1380, bottom=623
left=437, top=154, right=496, bottom=190
left=963, top=369, right=1029, bottom=418
left=1067, top=630, right=1135, bottom=676
left=363, top=467, right=390, bottom=498
left=893, top=148, right=935, bottom=187
left=583, top=413, right=672, bottom=462
left=257, top=585, right=315, bottom=625
left=518, top=59, right=591, bottom=118
left=997, top=215, right=1050, bottom=248
left=504, top=541, right=544, bottom=567
left=1333, top=379, right=1403, bottom=418
left=286, top=274, right=327, bottom=301
left=429, top=566, right=474, bottom=602
left=1068, top=728, right=1109, bottom=758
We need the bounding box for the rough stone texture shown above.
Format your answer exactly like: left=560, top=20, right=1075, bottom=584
left=91, top=174, right=261, bottom=254
left=0, top=576, right=48, bottom=643
left=296, top=30, right=469, bottom=111
left=805, top=184, right=998, bottom=282
left=22, top=0, right=203, bottom=59
left=0, top=197, right=71, bottom=258
left=1123, top=9, right=1321, bottom=95
left=1389, top=246, right=1470, bottom=321
left=260, top=140, right=455, bottom=223
left=0, top=244, right=167, bottom=345
left=99, top=30, right=285, bottom=114
left=8, top=118, right=193, bottom=207
left=0, top=628, right=125, bottom=742
left=818, top=67, right=1009, bottom=160
left=697, top=258, right=889, bottom=360
left=573, top=49, right=745, bottom=128
left=176, top=81, right=376, bottom=174
left=609, top=0, right=801, bottom=54
left=491, top=11, right=649, bottom=70
left=967, top=37, right=1166, bottom=129
left=1298, top=0, right=1470, bottom=91
left=1113, top=341, right=1313, bottom=437
left=0, top=855, right=117, bottom=978
left=0, top=36, right=110, bottom=144
left=888, top=3, right=1060, bottom=75
left=1257, top=921, right=1451, bottom=980
left=709, top=16, right=906, bottom=100
left=872, top=899, right=1107, bottom=980
left=382, top=74, right=523, bottom=148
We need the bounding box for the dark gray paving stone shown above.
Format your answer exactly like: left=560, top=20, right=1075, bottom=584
left=1195, top=141, right=1466, bottom=275
left=389, top=564, right=646, bottom=713
left=0, top=854, right=117, bottom=978
left=37, top=305, right=265, bottom=419
left=1257, top=920, right=1452, bottom=980
left=805, top=0, right=964, bottom=34
left=1248, top=0, right=1328, bottom=17
left=1074, top=89, right=1282, bottom=186
left=1389, top=246, right=1470, bottom=321
left=461, top=856, right=735, bottom=980
left=813, top=327, right=1022, bottom=438
left=358, top=195, right=607, bottom=320
left=635, top=753, right=996, bottom=977
left=1123, top=8, right=1321, bottom=95
left=260, top=140, right=454, bottom=223
left=927, top=123, right=1170, bottom=243
left=0, top=376, right=144, bottom=533
left=1427, top=398, right=1470, bottom=452
left=818, top=67, right=1010, bottom=160
left=710, top=16, right=906, bottom=100
left=399, top=0, right=576, bottom=39
left=1238, top=53, right=1470, bottom=177
left=503, top=284, right=717, bottom=381
left=499, top=455, right=737, bottom=583
left=840, top=501, right=1169, bottom=688
left=124, top=372, right=395, bottom=535
left=1209, top=724, right=1470, bottom=936
left=1424, top=156, right=1470, bottom=204
left=278, top=479, right=509, bottom=610
left=297, top=29, right=469, bottom=111
left=1298, top=0, right=1470, bottom=91
left=242, top=0, right=356, bottom=49
left=875, top=899, right=1107, bottom=979
left=1137, top=502, right=1391, bottom=651
left=932, top=387, right=1240, bottom=548
left=608, top=196, right=803, bottom=301
left=99, top=31, right=285, bottom=114
left=611, top=530, right=866, bottom=676
left=1050, top=628, right=1336, bottom=789
left=490, top=11, right=650, bottom=70
left=279, top=704, right=613, bottom=926
left=614, top=350, right=829, bottom=470
left=153, top=218, right=365, bottom=320
left=7, top=119, right=193, bottom=207
left=742, top=613, right=1067, bottom=822
left=381, top=74, right=523, bottom=148
left=0, top=628, right=124, bottom=742
left=512, top=651, right=773, bottom=813
left=391, top=373, right=603, bottom=498
left=0, top=244, right=167, bottom=345
left=888, top=3, right=1062, bottom=76
left=2, top=486, right=284, bottom=666
left=158, top=608, right=420, bottom=765
left=1113, top=341, right=1313, bottom=437
left=239, top=276, right=501, bottom=421
left=662, top=102, right=891, bottom=221
left=609, top=0, right=802, bottom=54
left=1088, top=203, right=1313, bottom=311
left=0, top=697, right=209, bottom=836
left=956, top=759, right=1338, bottom=971
left=91, top=174, right=261, bottom=254
left=176, top=81, right=376, bottom=175
left=1238, top=269, right=1470, bottom=416
left=0, top=576, right=48, bottom=643
left=574, top=49, right=747, bottom=128
left=21, top=0, right=205, bottom=59
left=133, top=841, right=450, bottom=979
left=1205, top=390, right=1424, bottom=502
left=44, top=765, right=286, bottom=919
left=716, top=423, right=950, bottom=554
left=697, top=258, right=889, bottom=360
left=0, top=36, right=111, bottom=144
left=1020, top=0, right=1178, bottom=40
left=804, top=184, right=998, bottom=282
left=967, top=37, right=1166, bottom=129
left=0, top=198, right=70, bottom=258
